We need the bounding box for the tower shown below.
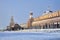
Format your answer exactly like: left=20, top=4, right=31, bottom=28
left=27, top=11, right=34, bottom=28
left=10, top=16, right=15, bottom=27
left=30, top=11, right=33, bottom=19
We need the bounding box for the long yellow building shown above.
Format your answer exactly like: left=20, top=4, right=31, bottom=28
left=27, top=10, right=60, bottom=29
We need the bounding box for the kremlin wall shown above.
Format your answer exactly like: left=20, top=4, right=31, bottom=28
left=27, top=10, right=60, bottom=29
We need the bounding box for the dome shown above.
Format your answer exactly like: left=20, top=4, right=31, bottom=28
left=44, top=10, right=53, bottom=13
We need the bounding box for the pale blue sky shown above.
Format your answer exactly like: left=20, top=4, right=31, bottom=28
left=0, top=0, right=60, bottom=29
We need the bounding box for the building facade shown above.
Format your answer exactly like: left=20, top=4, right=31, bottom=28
left=27, top=10, right=60, bottom=29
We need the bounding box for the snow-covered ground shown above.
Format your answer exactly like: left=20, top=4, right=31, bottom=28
left=2, top=28, right=60, bottom=33
left=0, top=32, right=60, bottom=40
left=0, top=29, right=60, bottom=40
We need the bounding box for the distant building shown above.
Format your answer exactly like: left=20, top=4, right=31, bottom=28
left=27, top=10, right=60, bottom=29
left=20, top=23, right=27, bottom=28
left=7, top=16, right=23, bottom=31
left=6, top=10, right=60, bottom=30
left=27, top=11, right=34, bottom=28
left=7, top=16, right=15, bottom=30
left=9, top=16, right=15, bottom=28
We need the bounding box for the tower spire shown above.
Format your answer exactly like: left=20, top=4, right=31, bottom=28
left=29, top=11, right=33, bottom=19
left=10, top=16, right=15, bottom=27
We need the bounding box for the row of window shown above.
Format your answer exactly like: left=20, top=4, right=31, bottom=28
left=30, top=22, right=60, bottom=29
